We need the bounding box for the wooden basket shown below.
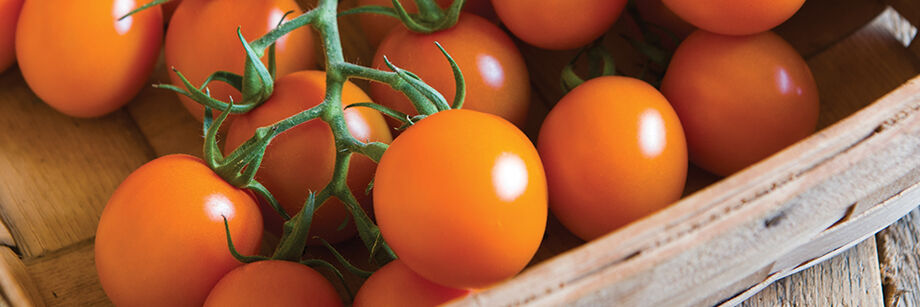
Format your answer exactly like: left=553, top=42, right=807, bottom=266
left=1, top=0, right=918, bottom=306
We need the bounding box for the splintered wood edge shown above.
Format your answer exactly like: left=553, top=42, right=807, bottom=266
left=447, top=75, right=920, bottom=306
left=0, top=247, right=44, bottom=307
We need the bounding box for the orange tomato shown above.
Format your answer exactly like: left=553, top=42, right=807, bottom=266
left=538, top=76, right=687, bottom=241
left=491, top=0, right=627, bottom=50
left=15, top=0, right=162, bottom=117
left=203, top=260, right=343, bottom=307
left=353, top=260, right=470, bottom=307
left=662, top=0, right=805, bottom=36
left=225, top=71, right=392, bottom=244
left=95, top=155, right=263, bottom=307
left=165, top=0, right=316, bottom=123
left=0, top=0, right=23, bottom=73
left=369, top=13, right=530, bottom=128
left=374, top=109, right=547, bottom=289
left=661, top=30, right=819, bottom=176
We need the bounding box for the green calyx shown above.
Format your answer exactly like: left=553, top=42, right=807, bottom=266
left=561, top=42, right=617, bottom=94
left=340, top=0, right=467, bottom=33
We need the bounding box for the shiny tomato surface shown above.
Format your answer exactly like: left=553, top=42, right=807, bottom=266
left=203, top=260, right=343, bottom=307
left=95, top=155, right=263, bottom=307
left=491, top=0, right=626, bottom=50
left=353, top=260, right=470, bottom=307
left=374, top=109, right=547, bottom=289
left=662, top=0, right=805, bottom=35
left=661, top=30, right=819, bottom=176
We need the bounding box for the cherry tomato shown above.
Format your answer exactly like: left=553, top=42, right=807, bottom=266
left=225, top=71, right=392, bottom=244
left=369, top=13, right=530, bottom=128
left=491, top=0, right=626, bottom=50
left=15, top=0, right=162, bottom=117
left=353, top=259, right=470, bottom=307
left=0, top=0, right=23, bottom=73
left=95, top=155, right=263, bottom=307
left=661, top=30, right=819, bottom=176
left=354, top=0, right=495, bottom=47
left=162, top=0, right=181, bottom=23
left=538, top=76, right=687, bottom=241
left=166, top=0, right=316, bottom=123
left=203, top=260, right=342, bottom=307
left=374, top=109, right=547, bottom=289
left=662, top=0, right=804, bottom=36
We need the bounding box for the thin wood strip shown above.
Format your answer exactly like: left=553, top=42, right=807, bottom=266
left=876, top=208, right=920, bottom=307
left=0, top=247, right=44, bottom=307
left=22, top=241, right=110, bottom=307
left=888, top=0, right=920, bottom=29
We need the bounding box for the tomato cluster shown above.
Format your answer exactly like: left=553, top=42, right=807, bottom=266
left=3, top=0, right=819, bottom=305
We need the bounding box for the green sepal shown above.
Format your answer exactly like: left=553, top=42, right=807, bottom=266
left=272, top=192, right=318, bottom=261
left=433, top=41, right=465, bottom=109
left=301, top=259, right=354, bottom=302
left=222, top=216, right=270, bottom=264
left=319, top=238, right=374, bottom=279
left=119, top=0, right=170, bottom=21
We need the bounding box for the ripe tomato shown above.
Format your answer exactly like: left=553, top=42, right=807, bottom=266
left=369, top=13, right=530, bottom=128
left=538, top=76, right=687, bottom=241
left=0, top=0, right=23, bottom=73
left=162, top=0, right=181, bottom=23
left=225, top=71, right=392, bottom=244
left=203, top=260, right=342, bottom=307
left=166, top=0, right=316, bottom=123
left=491, top=0, right=626, bottom=50
left=353, top=260, right=470, bottom=307
left=374, top=109, right=547, bottom=289
left=95, top=155, right=263, bottom=307
left=15, top=0, right=162, bottom=117
left=662, top=0, right=804, bottom=36
left=661, top=30, right=819, bottom=176
left=354, top=0, right=496, bottom=47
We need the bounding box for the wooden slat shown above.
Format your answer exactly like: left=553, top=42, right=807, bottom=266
left=0, top=247, right=44, bottom=307
left=877, top=208, right=920, bottom=307
left=0, top=69, right=155, bottom=258
left=740, top=239, right=884, bottom=307
left=22, top=241, right=110, bottom=307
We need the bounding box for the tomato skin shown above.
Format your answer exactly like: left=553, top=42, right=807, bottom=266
left=203, top=260, right=343, bottom=307
left=166, top=0, right=316, bottom=123
left=491, top=0, right=626, bottom=50
left=95, top=154, right=263, bottom=307
left=15, top=0, right=162, bottom=117
left=538, top=76, right=687, bottom=241
left=369, top=13, right=530, bottom=128
left=225, top=71, right=392, bottom=244
left=662, top=0, right=804, bottom=36
left=353, top=260, right=470, bottom=307
left=0, top=0, right=23, bottom=73
left=374, top=109, right=547, bottom=289
left=661, top=30, right=819, bottom=176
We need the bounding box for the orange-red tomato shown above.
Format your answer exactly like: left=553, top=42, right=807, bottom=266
left=661, top=30, right=819, bottom=176
left=370, top=13, right=530, bottom=128
left=353, top=260, right=470, bottom=307
left=538, top=76, right=687, bottom=241
left=662, top=0, right=804, bottom=36
left=162, top=0, right=181, bottom=23
left=491, top=0, right=626, bottom=50
left=203, top=260, right=342, bottom=307
left=166, top=0, right=316, bottom=123
left=354, top=0, right=495, bottom=47
left=15, top=0, right=162, bottom=117
left=225, top=71, right=392, bottom=244
left=0, top=0, right=23, bottom=73
left=95, top=155, right=263, bottom=307
left=374, top=109, right=547, bottom=289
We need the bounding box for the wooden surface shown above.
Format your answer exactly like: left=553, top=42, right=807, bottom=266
left=0, top=0, right=918, bottom=306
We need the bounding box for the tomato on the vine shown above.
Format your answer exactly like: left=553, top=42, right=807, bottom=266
left=225, top=70, right=392, bottom=244
left=95, top=155, right=263, bottom=307
left=661, top=30, right=819, bottom=176
left=538, top=76, right=687, bottom=241
left=203, top=260, right=342, bottom=307
left=374, top=109, right=547, bottom=289
left=354, top=0, right=495, bottom=47
left=491, top=0, right=627, bottom=50
left=15, top=0, right=162, bottom=117
left=370, top=13, right=530, bottom=128
left=662, top=0, right=804, bottom=36
left=0, top=0, right=23, bottom=73
left=353, top=259, right=470, bottom=307
left=166, top=0, right=316, bottom=123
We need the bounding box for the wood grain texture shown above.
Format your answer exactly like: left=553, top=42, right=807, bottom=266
left=22, top=241, right=111, bottom=307
left=0, top=247, right=44, bottom=307
left=877, top=208, right=920, bottom=307
left=0, top=69, right=154, bottom=258
left=740, top=239, right=884, bottom=307
left=775, top=0, right=887, bottom=58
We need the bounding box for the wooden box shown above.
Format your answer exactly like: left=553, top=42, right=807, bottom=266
left=1, top=0, right=919, bottom=306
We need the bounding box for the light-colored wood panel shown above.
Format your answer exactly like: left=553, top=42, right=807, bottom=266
left=877, top=208, right=920, bottom=307
left=22, top=241, right=110, bottom=307
left=0, top=69, right=154, bottom=258
left=0, top=247, right=44, bottom=307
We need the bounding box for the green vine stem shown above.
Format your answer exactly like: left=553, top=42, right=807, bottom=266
left=163, top=0, right=466, bottom=268
left=561, top=43, right=617, bottom=94
left=340, top=0, right=466, bottom=33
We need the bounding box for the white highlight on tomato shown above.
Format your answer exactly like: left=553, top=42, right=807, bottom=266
left=477, top=54, right=505, bottom=89
left=492, top=153, right=528, bottom=202
left=638, top=109, right=666, bottom=158
left=113, top=0, right=134, bottom=35
left=205, top=194, right=236, bottom=222
left=268, top=8, right=288, bottom=51
left=344, top=110, right=371, bottom=142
